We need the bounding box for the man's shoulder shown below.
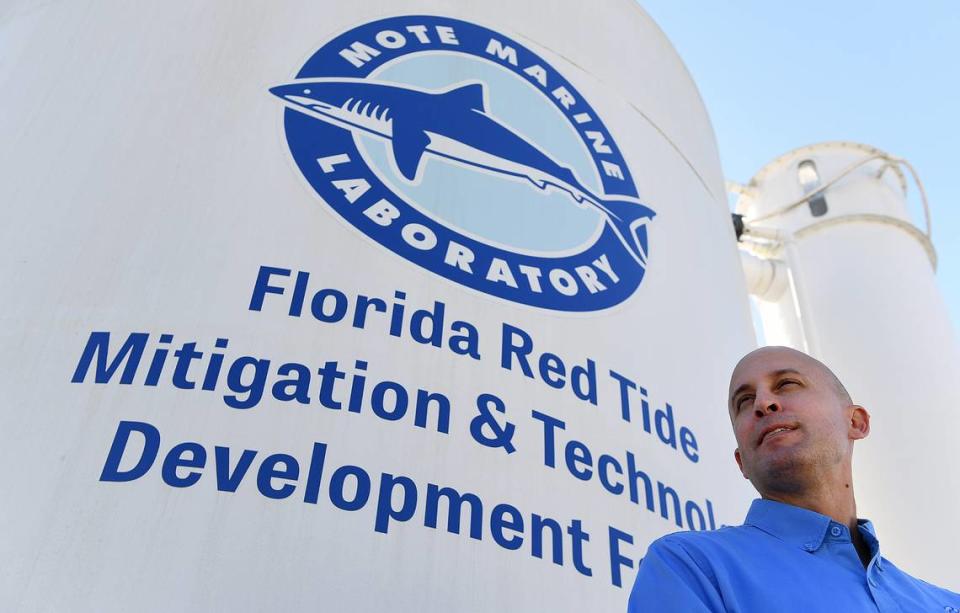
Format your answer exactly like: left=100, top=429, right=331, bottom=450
left=644, top=525, right=759, bottom=571
left=630, top=529, right=744, bottom=611
left=651, top=524, right=756, bottom=554
left=879, top=558, right=960, bottom=601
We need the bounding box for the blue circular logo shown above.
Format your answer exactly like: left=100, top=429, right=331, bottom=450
left=271, top=15, right=655, bottom=311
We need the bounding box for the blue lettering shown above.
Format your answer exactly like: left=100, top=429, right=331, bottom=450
left=531, top=514, right=563, bottom=565
left=424, top=484, right=483, bottom=539
left=598, top=455, right=624, bottom=495
left=607, top=527, right=634, bottom=588
left=100, top=420, right=160, bottom=482
left=310, top=288, right=349, bottom=322
left=329, top=465, right=372, bottom=510
left=215, top=446, right=257, bottom=492
left=257, top=453, right=300, bottom=499
left=374, top=473, right=417, bottom=534
left=161, top=442, right=206, bottom=487
left=414, top=389, right=450, bottom=433
left=531, top=410, right=565, bottom=468
left=224, top=356, right=270, bottom=409
left=490, top=503, right=524, bottom=550
left=680, top=426, right=699, bottom=463
left=500, top=323, right=534, bottom=377
left=539, top=352, right=566, bottom=389
left=658, top=482, right=682, bottom=527
left=571, top=359, right=597, bottom=406
left=72, top=332, right=148, bottom=384
left=302, top=442, right=328, bottom=504
left=371, top=380, right=408, bottom=421
left=249, top=265, right=291, bottom=311
left=685, top=500, right=706, bottom=531
left=565, top=440, right=593, bottom=481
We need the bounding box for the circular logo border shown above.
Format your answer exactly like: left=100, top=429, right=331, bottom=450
left=280, top=15, right=651, bottom=311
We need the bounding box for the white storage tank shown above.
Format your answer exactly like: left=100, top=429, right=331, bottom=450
left=0, top=1, right=759, bottom=610
left=736, top=142, right=960, bottom=590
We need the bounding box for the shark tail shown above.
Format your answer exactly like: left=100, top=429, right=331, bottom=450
left=591, top=196, right=656, bottom=266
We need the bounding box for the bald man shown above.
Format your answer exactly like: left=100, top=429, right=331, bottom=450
left=627, top=346, right=959, bottom=612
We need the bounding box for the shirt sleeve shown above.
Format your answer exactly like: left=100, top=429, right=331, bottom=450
left=627, top=537, right=725, bottom=613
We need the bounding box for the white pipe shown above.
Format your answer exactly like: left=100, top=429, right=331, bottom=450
left=781, top=238, right=818, bottom=356
left=738, top=250, right=788, bottom=302
left=737, top=235, right=815, bottom=354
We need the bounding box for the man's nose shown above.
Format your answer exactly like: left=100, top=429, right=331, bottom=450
left=754, top=394, right=780, bottom=417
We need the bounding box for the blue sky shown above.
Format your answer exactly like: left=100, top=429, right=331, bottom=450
left=640, top=1, right=960, bottom=335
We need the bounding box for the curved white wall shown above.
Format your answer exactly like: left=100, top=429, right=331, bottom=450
left=0, top=1, right=758, bottom=610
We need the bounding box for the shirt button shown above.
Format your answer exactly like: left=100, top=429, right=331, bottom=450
left=830, top=526, right=842, bottom=537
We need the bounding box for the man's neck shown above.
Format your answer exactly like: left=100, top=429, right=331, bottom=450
left=762, top=488, right=857, bottom=527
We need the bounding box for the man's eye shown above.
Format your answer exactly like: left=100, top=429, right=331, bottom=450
left=736, top=395, right=753, bottom=412
left=777, top=379, right=800, bottom=389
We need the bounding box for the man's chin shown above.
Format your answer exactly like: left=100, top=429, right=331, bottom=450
left=751, top=456, right=812, bottom=493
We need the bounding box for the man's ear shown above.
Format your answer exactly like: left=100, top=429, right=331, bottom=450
left=734, top=448, right=748, bottom=478
left=849, top=405, right=871, bottom=440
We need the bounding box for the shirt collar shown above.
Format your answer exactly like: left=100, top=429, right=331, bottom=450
left=745, top=498, right=834, bottom=552
left=856, top=518, right=883, bottom=569
left=743, top=498, right=882, bottom=567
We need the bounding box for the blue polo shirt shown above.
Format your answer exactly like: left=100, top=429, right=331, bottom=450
left=628, top=499, right=960, bottom=612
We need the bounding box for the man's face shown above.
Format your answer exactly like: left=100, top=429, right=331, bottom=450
left=727, top=347, right=867, bottom=491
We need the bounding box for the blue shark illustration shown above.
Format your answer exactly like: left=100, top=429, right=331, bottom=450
left=269, top=78, right=655, bottom=264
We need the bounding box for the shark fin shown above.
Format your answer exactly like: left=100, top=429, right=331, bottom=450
left=391, top=121, right=431, bottom=181
left=442, top=82, right=486, bottom=112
